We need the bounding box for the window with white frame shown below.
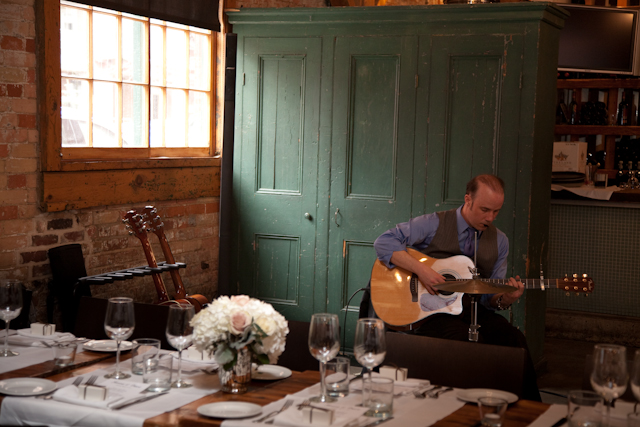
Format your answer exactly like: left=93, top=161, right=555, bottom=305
left=60, top=1, right=213, bottom=156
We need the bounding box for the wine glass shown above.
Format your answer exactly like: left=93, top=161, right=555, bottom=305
left=0, top=281, right=23, bottom=357
left=308, top=313, right=340, bottom=403
left=354, top=318, right=386, bottom=415
left=104, top=297, right=135, bottom=379
left=166, top=303, right=195, bottom=388
left=590, top=344, right=628, bottom=426
left=630, top=349, right=640, bottom=413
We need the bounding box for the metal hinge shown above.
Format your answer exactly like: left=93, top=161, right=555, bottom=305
left=415, top=74, right=419, bottom=89
left=243, top=73, right=245, bottom=86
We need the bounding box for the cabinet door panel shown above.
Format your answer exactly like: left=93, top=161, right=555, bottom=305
left=234, top=37, right=322, bottom=319
left=328, top=36, right=417, bottom=349
left=420, top=34, right=524, bottom=238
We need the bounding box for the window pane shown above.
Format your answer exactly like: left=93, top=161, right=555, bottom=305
left=188, top=91, right=209, bottom=147
left=61, top=6, right=90, bottom=78
left=93, top=13, right=119, bottom=81
left=61, top=78, right=89, bottom=147
left=150, top=86, right=164, bottom=147
left=189, top=32, right=210, bottom=91
left=93, top=81, right=119, bottom=147
left=122, top=84, right=147, bottom=148
left=150, top=25, right=164, bottom=86
left=122, top=18, right=147, bottom=84
left=166, top=28, right=187, bottom=88
left=165, top=88, right=186, bottom=147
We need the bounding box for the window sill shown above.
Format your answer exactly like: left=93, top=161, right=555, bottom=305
left=42, top=157, right=221, bottom=212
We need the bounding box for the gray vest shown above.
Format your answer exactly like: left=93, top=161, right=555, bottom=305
left=421, top=209, right=499, bottom=278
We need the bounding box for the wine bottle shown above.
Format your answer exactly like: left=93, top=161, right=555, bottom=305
left=617, top=160, right=626, bottom=188
left=569, top=91, right=579, bottom=125
left=617, top=91, right=629, bottom=125
left=556, top=92, right=569, bottom=124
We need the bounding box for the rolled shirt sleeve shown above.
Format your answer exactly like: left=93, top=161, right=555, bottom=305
left=374, top=212, right=440, bottom=269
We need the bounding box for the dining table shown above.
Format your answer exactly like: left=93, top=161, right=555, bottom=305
left=0, top=338, right=560, bottom=427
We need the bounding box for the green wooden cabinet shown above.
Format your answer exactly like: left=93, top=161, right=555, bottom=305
left=228, top=3, right=567, bottom=363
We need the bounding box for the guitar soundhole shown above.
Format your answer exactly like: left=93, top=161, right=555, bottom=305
left=438, top=273, right=457, bottom=296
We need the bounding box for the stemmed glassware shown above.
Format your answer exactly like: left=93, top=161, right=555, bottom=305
left=631, top=349, right=640, bottom=413
left=0, top=280, right=23, bottom=357
left=308, top=313, right=340, bottom=403
left=166, top=303, right=195, bottom=388
left=590, top=343, right=628, bottom=426
left=354, top=318, right=387, bottom=415
left=104, top=297, right=135, bottom=379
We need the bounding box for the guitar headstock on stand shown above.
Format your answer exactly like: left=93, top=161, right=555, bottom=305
left=122, top=209, right=170, bottom=303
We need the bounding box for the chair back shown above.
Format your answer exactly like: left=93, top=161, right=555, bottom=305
left=276, top=320, right=319, bottom=372
left=385, top=331, right=527, bottom=397
left=47, top=244, right=91, bottom=332
left=74, top=296, right=173, bottom=349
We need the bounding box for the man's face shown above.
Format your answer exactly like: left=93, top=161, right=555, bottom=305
left=462, top=184, right=504, bottom=230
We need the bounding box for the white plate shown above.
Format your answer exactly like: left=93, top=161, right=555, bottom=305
left=17, top=328, right=64, bottom=340
left=252, top=364, right=292, bottom=381
left=83, top=340, right=133, bottom=352
left=197, top=402, right=262, bottom=419
left=456, top=388, right=518, bottom=404
left=0, top=378, right=57, bottom=396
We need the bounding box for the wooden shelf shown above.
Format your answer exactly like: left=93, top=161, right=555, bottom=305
left=555, top=124, right=640, bottom=136
left=557, top=79, right=640, bottom=90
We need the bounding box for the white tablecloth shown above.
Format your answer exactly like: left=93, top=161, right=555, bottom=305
left=528, top=400, right=637, bottom=427
left=222, top=378, right=466, bottom=427
left=0, top=365, right=220, bottom=427
left=0, top=330, right=79, bottom=375
left=551, top=184, right=620, bottom=200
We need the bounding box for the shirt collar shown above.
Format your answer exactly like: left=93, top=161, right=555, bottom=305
left=456, top=205, right=481, bottom=237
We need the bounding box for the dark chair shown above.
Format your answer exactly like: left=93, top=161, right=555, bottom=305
left=74, top=296, right=173, bottom=349
left=384, top=331, right=527, bottom=398
left=277, top=320, right=319, bottom=372
left=47, top=244, right=92, bottom=332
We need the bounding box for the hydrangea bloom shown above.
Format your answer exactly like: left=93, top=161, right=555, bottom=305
left=190, top=295, right=289, bottom=368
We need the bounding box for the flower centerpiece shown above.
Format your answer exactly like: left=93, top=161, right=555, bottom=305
left=190, top=295, right=289, bottom=393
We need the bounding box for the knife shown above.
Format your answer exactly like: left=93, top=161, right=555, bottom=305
left=109, top=391, right=169, bottom=410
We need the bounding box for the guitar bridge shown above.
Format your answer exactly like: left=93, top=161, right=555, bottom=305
left=410, top=274, right=419, bottom=302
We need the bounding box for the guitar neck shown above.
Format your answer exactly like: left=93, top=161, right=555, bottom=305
left=153, top=231, right=187, bottom=299
left=470, top=278, right=557, bottom=290
left=137, top=236, right=170, bottom=302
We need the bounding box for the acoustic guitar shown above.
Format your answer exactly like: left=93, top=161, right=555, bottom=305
left=123, top=210, right=170, bottom=303
left=142, top=206, right=209, bottom=312
left=370, top=247, right=595, bottom=330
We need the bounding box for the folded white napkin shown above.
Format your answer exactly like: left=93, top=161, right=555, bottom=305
left=6, top=333, right=75, bottom=347
left=350, top=375, right=429, bottom=396
left=52, top=379, right=149, bottom=409
left=272, top=401, right=368, bottom=427
left=52, top=385, right=124, bottom=409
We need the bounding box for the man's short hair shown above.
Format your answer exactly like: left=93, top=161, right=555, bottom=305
left=466, top=174, right=505, bottom=198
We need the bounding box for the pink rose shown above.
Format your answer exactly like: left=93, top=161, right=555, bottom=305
left=231, top=295, right=251, bottom=306
left=230, top=310, right=252, bottom=335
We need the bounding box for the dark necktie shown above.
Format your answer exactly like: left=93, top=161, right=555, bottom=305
left=463, top=227, right=477, bottom=258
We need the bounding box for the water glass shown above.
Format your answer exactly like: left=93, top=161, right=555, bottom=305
left=478, top=397, right=508, bottom=427
left=131, top=338, right=161, bottom=375
left=362, top=376, right=393, bottom=419
left=53, top=342, right=77, bottom=367
left=568, top=390, right=604, bottom=427
left=143, top=354, right=173, bottom=392
left=326, top=356, right=350, bottom=398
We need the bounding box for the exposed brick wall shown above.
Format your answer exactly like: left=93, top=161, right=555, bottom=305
left=0, top=0, right=220, bottom=328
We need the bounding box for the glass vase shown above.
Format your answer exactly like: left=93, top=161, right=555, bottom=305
left=218, top=346, right=252, bottom=394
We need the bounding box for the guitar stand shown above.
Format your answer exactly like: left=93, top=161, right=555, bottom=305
left=78, top=261, right=187, bottom=285
left=468, top=294, right=480, bottom=342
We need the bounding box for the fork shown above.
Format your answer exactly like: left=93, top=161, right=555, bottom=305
left=414, top=385, right=440, bottom=399
left=429, top=387, right=453, bottom=398
left=85, top=375, right=98, bottom=386
left=252, top=399, right=294, bottom=423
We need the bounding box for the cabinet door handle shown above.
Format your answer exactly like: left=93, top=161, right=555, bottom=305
left=334, top=208, right=340, bottom=227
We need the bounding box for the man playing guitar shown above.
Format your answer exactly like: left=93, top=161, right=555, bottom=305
left=372, top=174, right=540, bottom=401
